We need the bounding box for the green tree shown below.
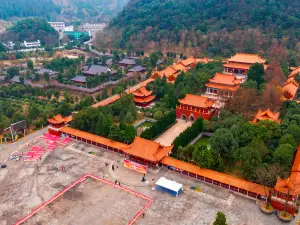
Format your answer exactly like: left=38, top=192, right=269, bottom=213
left=247, top=63, right=265, bottom=87
left=124, top=112, right=134, bottom=124
left=239, top=146, right=262, bottom=180
left=57, top=102, right=73, bottom=117
left=27, top=60, right=34, bottom=70
left=279, top=134, right=297, bottom=150
left=7, top=67, right=20, bottom=79
left=210, top=128, right=238, bottom=161
left=44, top=72, right=50, bottom=82
left=154, top=110, right=164, bottom=120
left=192, top=144, right=217, bottom=169
left=284, top=123, right=300, bottom=144
left=213, top=212, right=227, bottom=225
left=273, top=144, right=294, bottom=169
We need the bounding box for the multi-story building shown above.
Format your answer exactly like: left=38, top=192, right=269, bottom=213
left=133, top=87, right=155, bottom=107
left=23, top=40, right=41, bottom=48
left=224, top=53, right=267, bottom=80
left=83, top=23, right=107, bottom=36
left=205, top=72, right=243, bottom=98
left=176, top=94, right=217, bottom=121
left=48, top=22, right=65, bottom=32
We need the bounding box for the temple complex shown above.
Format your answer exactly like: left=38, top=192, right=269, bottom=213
left=176, top=94, right=217, bottom=121
left=205, top=73, right=242, bottom=98
left=224, top=53, right=267, bottom=80
left=132, top=87, right=156, bottom=107
left=251, top=109, right=281, bottom=124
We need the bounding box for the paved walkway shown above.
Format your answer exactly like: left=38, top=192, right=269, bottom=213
left=155, top=119, right=193, bottom=146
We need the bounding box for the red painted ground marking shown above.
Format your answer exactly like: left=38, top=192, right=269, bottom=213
left=14, top=174, right=152, bottom=225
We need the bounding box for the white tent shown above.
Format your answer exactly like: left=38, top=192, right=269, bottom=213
left=155, top=177, right=183, bottom=196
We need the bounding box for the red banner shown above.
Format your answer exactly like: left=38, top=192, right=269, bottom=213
left=124, top=159, right=147, bottom=174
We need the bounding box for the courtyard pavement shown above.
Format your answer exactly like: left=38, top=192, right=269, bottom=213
left=155, top=119, right=193, bottom=146
left=0, top=132, right=291, bottom=225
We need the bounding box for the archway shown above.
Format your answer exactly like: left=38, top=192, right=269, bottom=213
left=181, top=114, right=187, bottom=120
left=189, top=115, right=195, bottom=121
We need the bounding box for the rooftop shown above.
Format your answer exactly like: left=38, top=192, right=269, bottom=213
left=71, top=75, right=86, bottom=83
left=84, top=65, right=109, bottom=75
left=161, top=157, right=267, bottom=196
left=123, top=137, right=173, bottom=162
left=118, top=58, right=136, bottom=65
left=283, top=80, right=298, bottom=100
left=179, top=57, right=196, bottom=67
left=208, top=73, right=243, bottom=85
left=129, top=65, right=146, bottom=72
left=289, top=67, right=300, bottom=79
left=47, top=114, right=73, bottom=125
left=133, top=87, right=153, bottom=97
left=36, top=68, right=58, bottom=76
left=227, top=53, right=266, bottom=64
left=252, top=109, right=281, bottom=124
left=178, top=94, right=216, bottom=108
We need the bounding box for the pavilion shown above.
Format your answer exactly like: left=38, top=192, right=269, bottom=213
left=47, top=114, right=73, bottom=135
left=133, top=87, right=155, bottom=107
left=176, top=94, right=217, bottom=121
left=205, top=72, right=243, bottom=98
left=283, top=80, right=298, bottom=100
left=251, top=109, right=281, bottom=124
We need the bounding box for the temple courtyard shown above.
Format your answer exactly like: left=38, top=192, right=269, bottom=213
left=0, top=136, right=289, bottom=225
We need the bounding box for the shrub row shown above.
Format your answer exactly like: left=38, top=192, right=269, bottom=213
left=172, top=118, right=204, bottom=151
left=140, top=110, right=176, bottom=140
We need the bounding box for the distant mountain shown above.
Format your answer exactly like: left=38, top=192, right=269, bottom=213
left=107, top=0, right=300, bottom=60
left=0, top=0, right=128, bottom=22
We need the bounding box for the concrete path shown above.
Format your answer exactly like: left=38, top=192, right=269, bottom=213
left=155, top=119, right=193, bottom=146
left=0, top=127, right=48, bottom=162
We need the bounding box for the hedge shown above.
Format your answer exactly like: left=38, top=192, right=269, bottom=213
left=140, top=110, right=176, bottom=140
left=172, top=118, right=204, bottom=152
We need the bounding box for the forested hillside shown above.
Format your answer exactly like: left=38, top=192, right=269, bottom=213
left=1, top=18, right=59, bottom=46
left=0, top=0, right=60, bottom=19
left=0, top=0, right=127, bottom=22
left=106, top=0, right=300, bottom=63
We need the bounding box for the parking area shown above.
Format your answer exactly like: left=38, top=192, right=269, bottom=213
left=155, top=119, right=193, bottom=146
left=0, top=136, right=287, bottom=225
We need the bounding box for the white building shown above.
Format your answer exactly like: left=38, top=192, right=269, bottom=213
left=64, top=26, right=74, bottom=32
left=23, top=40, right=41, bottom=48
left=49, top=22, right=65, bottom=32
left=83, top=23, right=107, bottom=36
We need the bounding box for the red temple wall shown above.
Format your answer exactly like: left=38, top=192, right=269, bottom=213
left=176, top=108, right=214, bottom=120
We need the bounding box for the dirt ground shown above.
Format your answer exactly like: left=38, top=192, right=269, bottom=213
left=24, top=178, right=148, bottom=225
left=0, top=137, right=288, bottom=225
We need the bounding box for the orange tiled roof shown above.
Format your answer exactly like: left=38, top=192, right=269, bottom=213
left=178, top=94, right=216, bottom=108
left=209, top=73, right=243, bottom=85
left=161, top=157, right=267, bottom=196
left=134, top=95, right=155, bottom=103
left=227, top=53, right=266, bottom=64
left=275, top=146, right=300, bottom=195
left=289, top=67, right=300, bottom=79
left=60, top=126, right=129, bottom=150
left=283, top=80, right=298, bottom=100
left=196, top=57, right=213, bottom=64
left=60, top=127, right=173, bottom=162
left=122, top=137, right=173, bottom=162
left=47, top=114, right=73, bottom=125
left=179, top=56, right=196, bottom=67
left=92, top=78, right=154, bottom=107
left=133, top=87, right=153, bottom=97
left=252, top=109, right=281, bottom=124
left=172, top=63, right=187, bottom=72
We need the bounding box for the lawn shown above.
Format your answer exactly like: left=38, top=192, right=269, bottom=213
left=195, top=136, right=210, bottom=146
left=138, top=121, right=153, bottom=128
